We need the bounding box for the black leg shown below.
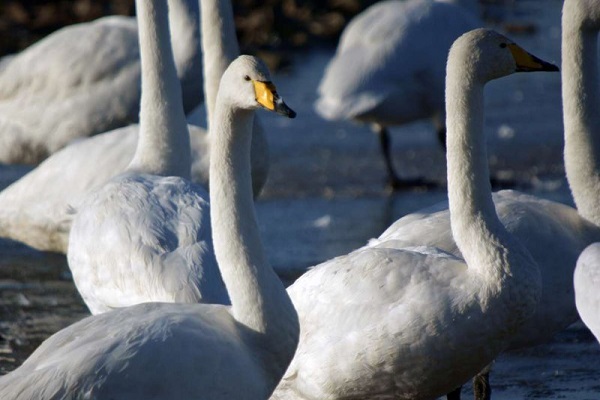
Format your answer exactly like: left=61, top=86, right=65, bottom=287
left=437, top=125, right=447, bottom=151
left=372, top=124, right=440, bottom=191
left=373, top=124, right=401, bottom=189
left=447, top=385, right=462, bottom=400
left=473, top=371, right=491, bottom=400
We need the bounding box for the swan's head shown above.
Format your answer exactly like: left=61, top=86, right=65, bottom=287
left=563, top=0, right=600, bottom=31
left=219, top=55, right=296, bottom=118
left=448, top=29, right=558, bottom=84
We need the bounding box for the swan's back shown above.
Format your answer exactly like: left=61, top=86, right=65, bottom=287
left=0, top=123, right=208, bottom=253
left=68, top=173, right=228, bottom=314
left=0, top=17, right=139, bottom=101
left=0, top=303, right=267, bottom=400
left=316, top=0, right=480, bottom=123
left=0, top=17, right=141, bottom=163
left=0, top=8, right=203, bottom=165
left=377, top=190, right=600, bottom=347
left=574, top=243, right=600, bottom=343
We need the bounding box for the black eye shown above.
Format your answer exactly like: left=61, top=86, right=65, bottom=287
left=499, top=43, right=507, bottom=48
left=244, top=75, right=251, bottom=81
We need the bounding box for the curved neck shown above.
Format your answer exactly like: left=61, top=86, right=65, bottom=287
left=168, top=0, right=202, bottom=113
left=128, top=0, right=191, bottom=179
left=445, top=64, right=515, bottom=279
left=209, top=96, right=298, bottom=383
left=201, top=0, right=241, bottom=128
left=562, top=22, right=600, bottom=226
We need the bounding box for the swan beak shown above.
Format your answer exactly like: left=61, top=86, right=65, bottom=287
left=253, top=80, right=296, bottom=118
left=508, top=44, right=559, bottom=72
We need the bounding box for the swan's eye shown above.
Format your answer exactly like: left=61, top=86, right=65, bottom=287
left=244, top=75, right=251, bottom=81
left=499, top=43, right=507, bottom=48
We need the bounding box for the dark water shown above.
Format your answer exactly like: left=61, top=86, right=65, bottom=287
left=1, top=0, right=599, bottom=398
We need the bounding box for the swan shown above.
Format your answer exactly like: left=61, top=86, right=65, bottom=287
left=0, top=0, right=269, bottom=254
left=0, top=50, right=299, bottom=400
left=574, top=243, right=600, bottom=344
left=314, top=0, right=481, bottom=189
left=0, top=0, right=202, bottom=165
left=370, top=1, right=600, bottom=397
left=271, top=29, right=554, bottom=400
left=569, top=0, right=600, bottom=350
left=66, top=0, right=228, bottom=314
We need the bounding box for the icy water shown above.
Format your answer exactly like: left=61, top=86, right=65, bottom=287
left=1, top=0, right=599, bottom=398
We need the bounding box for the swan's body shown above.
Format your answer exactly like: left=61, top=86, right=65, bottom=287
left=67, top=0, right=224, bottom=314
left=0, top=0, right=202, bottom=165
left=574, top=243, right=600, bottom=343
left=376, top=190, right=600, bottom=349
left=0, top=48, right=299, bottom=399
left=365, top=2, right=600, bottom=397
left=315, top=0, right=480, bottom=187
left=0, top=124, right=208, bottom=253
left=68, top=173, right=228, bottom=314
left=0, top=0, right=269, bottom=254
left=272, top=29, right=552, bottom=400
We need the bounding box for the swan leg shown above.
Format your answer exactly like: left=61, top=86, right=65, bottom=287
left=437, top=125, right=447, bottom=151
left=372, top=123, right=440, bottom=191
left=473, top=370, right=491, bottom=400
left=446, top=386, right=462, bottom=400
left=373, top=123, right=402, bottom=188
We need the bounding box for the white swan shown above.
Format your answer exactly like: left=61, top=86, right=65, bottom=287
left=0, top=51, right=299, bottom=399
left=574, top=243, right=600, bottom=344
left=568, top=0, right=600, bottom=349
left=271, top=29, right=552, bottom=400
left=66, top=0, right=223, bottom=314
left=370, top=1, right=600, bottom=397
left=0, top=0, right=202, bottom=165
left=0, top=0, right=269, bottom=254
left=315, top=0, right=481, bottom=188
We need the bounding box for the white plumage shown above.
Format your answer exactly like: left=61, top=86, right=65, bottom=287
left=0, top=44, right=298, bottom=400
left=566, top=0, right=600, bottom=348
left=0, top=0, right=202, bottom=165
left=0, top=0, right=268, bottom=254
left=575, top=243, right=600, bottom=344
left=272, top=29, right=553, bottom=400
left=68, top=173, right=227, bottom=314
left=67, top=0, right=220, bottom=314
left=354, top=0, right=600, bottom=395
left=315, top=0, right=481, bottom=187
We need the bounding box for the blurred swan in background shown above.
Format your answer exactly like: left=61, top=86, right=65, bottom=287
left=0, top=0, right=269, bottom=254
left=271, top=29, right=553, bottom=400
left=0, top=45, right=299, bottom=400
left=0, top=0, right=203, bottom=165
left=370, top=0, right=600, bottom=397
left=315, top=0, right=481, bottom=189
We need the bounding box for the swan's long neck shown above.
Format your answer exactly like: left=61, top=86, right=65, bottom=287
left=445, top=61, right=537, bottom=290
left=562, top=20, right=600, bottom=226
left=168, top=0, right=202, bottom=113
left=209, top=98, right=298, bottom=384
left=201, top=0, right=270, bottom=197
left=128, top=0, right=191, bottom=179
left=201, top=0, right=240, bottom=125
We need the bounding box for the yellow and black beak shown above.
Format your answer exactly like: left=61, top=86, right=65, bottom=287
left=252, top=80, right=296, bottom=118
left=508, top=43, right=559, bottom=72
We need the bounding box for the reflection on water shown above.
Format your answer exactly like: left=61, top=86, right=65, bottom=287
left=0, top=0, right=599, bottom=397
